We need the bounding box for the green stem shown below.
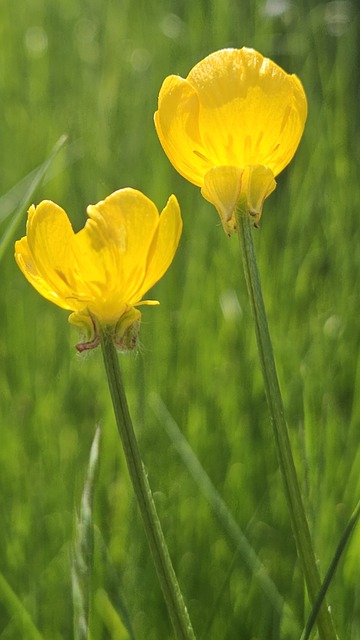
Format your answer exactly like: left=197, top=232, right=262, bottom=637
left=235, top=206, right=338, bottom=640
left=100, top=329, right=196, bottom=640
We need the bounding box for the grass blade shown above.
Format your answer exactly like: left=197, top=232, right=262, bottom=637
left=95, top=588, right=133, bottom=640
left=301, top=498, right=360, bottom=640
left=0, top=134, right=67, bottom=262
left=150, top=393, right=301, bottom=638
left=72, top=424, right=102, bottom=640
left=0, top=138, right=82, bottom=227
left=93, top=528, right=137, bottom=640
left=0, top=572, right=44, bottom=640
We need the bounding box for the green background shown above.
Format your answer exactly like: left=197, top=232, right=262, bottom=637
left=0, top=0, right=359, bottom=638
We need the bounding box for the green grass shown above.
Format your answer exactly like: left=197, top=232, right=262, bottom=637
left=1, top=0, right=360, bottom=638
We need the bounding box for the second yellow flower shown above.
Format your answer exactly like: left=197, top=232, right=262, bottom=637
left=155, top=47, right=307, bottom=234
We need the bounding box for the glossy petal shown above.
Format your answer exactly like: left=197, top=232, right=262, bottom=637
left=15, top=189, right=182, bottom=337
left=15, top=202, right=83, bottom=310
left=79, top=189, right=161, bottom=317
left=15, top=236, right=75, bottom=310
left=137, top=194, right=182, bottom=301
left=154, top=75, right=212, bottom=186
left=187, top=48, right=307, bottom=175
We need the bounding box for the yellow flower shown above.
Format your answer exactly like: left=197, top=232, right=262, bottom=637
left=15, top=188, right=182, bottom=351
left=154, top=47, right=307, bottom=234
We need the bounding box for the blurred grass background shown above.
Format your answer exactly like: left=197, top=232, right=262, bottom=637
left=0, top=0, right=360, bottom=638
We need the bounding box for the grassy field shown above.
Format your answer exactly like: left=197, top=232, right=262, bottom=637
left=1, top=0, right=360, bottom=638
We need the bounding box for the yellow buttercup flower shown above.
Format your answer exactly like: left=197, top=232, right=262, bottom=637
left=15, top=188, right=182, bottom=351
left=154, top=47, right=307, bottom=234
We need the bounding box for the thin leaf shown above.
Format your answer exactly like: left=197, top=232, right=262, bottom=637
left=95, top=588, right=133, bottom=640
left=0, top=137, right=81, bottom=226
left=72, top=424, right=102, bottom=640
left=93, top=528, right=137, bottom=640
left=150, top=393, right=301, bottom=639
left=301, top=498, right=360, bottom=640
left=0, top=134, right=68, bottom=262
left=0, top=572, right=44, bottom=640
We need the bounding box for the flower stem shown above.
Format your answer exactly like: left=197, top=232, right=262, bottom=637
left=235, top=206, right=338, bottom=640
left=100, top=329, right=196, bottom=640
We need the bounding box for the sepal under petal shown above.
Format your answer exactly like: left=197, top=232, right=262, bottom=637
left=113, top=307, right=142, bottom=352
left=201, top=166, right=243, bottom=235
left=240, top=165, right=276, bottom=223
left=201, top=164, right=276, bottom=234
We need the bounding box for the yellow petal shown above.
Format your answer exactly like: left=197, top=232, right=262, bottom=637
left=154, top=75, right=212, bottom=186
left=15, top=202, right=82, bottom=310
left=15, top=236, right=75, bottom=310
left=26, top=202, right=75, bottom=277
left=187, top=48, right=307, bottom=176
left=135, top=194, right=182, bottom=301
left=83, top=189, right=160, bottom=304
left=201, top=166, right=243, bottom=234
left=71, top=189, right=182, bottom=325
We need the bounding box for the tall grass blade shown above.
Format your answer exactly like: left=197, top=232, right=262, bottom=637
left=93, top=529, right=137, bottom=640
left=150, top=393, right=301, bottom=638
left=0, top=134, right=67, bottom=262
left=72, top=424, right=102, bottom=640
left=0, top=572, right=44, bottom=640
left=95, top=588, right=133, bottom=640
left=0, top=138, right=82, bottom=227
left=301, top=498, right=360, bottom=640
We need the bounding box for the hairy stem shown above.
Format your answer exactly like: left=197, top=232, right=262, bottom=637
left=236, top=206, right=338, bottom=640
left=100, top=329, right=196, bottom=640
